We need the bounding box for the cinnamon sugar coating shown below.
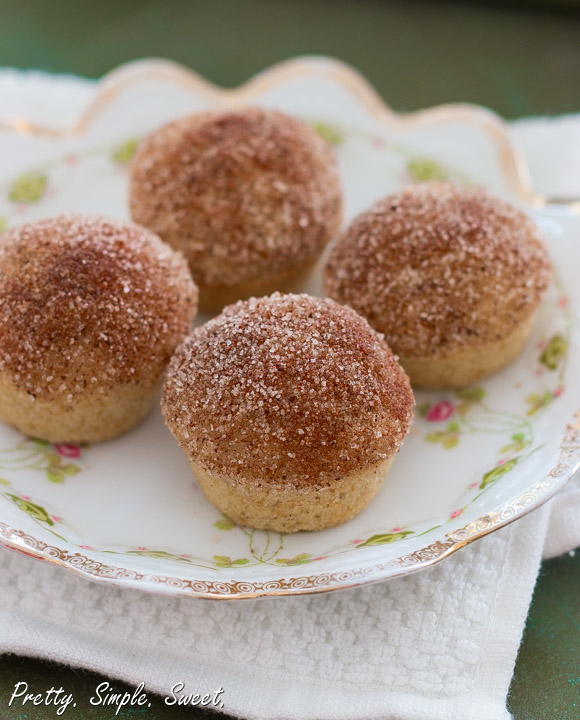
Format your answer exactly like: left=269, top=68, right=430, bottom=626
left=0, top=215, right=198, bottom=401
left=325, top=183, right=551, bottom=357
left=129, top=108, right=342, bottom=289
left=162, top=293, right=414, bottom=489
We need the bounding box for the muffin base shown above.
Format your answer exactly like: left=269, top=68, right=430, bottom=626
left=198, top=258, right=319, bottom=314
left=400, top=311, right=537, bottom=390
left=0, top=374, right=157, bottom=443
left=191, top=457, right=395, bottom=532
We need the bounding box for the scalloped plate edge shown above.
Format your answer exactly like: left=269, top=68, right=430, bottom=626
left=0, top=54, right=566, bottom=209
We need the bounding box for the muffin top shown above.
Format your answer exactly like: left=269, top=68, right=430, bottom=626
left=129, top=108, right=342, bottom=288
left=0, top=215, right=197, bottom=400
left=162, top=293, right=413, bottom=488
left=325, top=182, right=551, bottom=357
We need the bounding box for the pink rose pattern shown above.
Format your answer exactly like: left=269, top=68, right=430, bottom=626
left=54, top=443, right=81, bottom=459
left=426, top=401, right=455, bottom=422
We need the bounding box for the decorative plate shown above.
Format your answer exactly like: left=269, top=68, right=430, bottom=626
left=0, top=57, right=578, bottom=599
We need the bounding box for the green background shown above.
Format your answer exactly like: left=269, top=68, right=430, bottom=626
left=1, top=0, right=580, bottom=118
left=0, top=1, right=579, bottom=718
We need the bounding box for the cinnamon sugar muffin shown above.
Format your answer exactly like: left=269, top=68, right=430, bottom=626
left=162, top=293, right=413, bottom=532
left=129, top=108, right=342, bottom=312
left=0, top=215, right=197, bottom=442
left=325, top=183, right=551, bottom=389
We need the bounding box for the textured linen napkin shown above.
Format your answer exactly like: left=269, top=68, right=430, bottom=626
left=0, top=69, right=579, bottom=720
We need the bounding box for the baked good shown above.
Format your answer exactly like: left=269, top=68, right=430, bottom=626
left=0, top=215, right=197, bottom=442
left=162, top=293, right=413, bottom=532
left=325, top=182, right=551, bottom=388
left=129, top=108, right=342, bottom=311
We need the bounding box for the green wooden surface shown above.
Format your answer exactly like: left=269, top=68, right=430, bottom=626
left=0, top=1, right=579, bottom=717
left=508, top=552, right=580, bottom=720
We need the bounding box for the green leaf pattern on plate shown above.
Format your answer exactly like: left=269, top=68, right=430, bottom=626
left=127, top=549, right=191, bottom=562
left=357, top=532, right=413, bottom=548
left=111, top=138, right=139, bottom=164
left=275, top=553, right=312, bottom=566
left=0, top=438, right=82, bottom=483
left=426, top=420, right=461, bottom=449
left=8, top=172, right=47, bottom=203
left=6, top=493, right=54, bottom=525
left=455, top=387, right=486, bottom=402
left=213, top=555, right=250, bottom=568
left=540, top=334, right=567, bottom=371
left=407, top=157, right=447, bottom=182
left=310, top=121, right=343, bottom=146
left=526, top=392, right=553, bottom=416
left=455, top=387, right=486, bottom=416
left=500, top=432, right=528, bottom=454
left=479, top=457, right=519, bottom=490
left=213, top=516, right=236, bottom=530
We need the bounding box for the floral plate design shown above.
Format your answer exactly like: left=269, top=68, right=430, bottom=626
left=0, top=57, right=578, bottom=599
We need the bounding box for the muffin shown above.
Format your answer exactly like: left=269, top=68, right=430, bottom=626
left=325, top=183, right=551, bottom=389
left=162, top=293, right=413, bottom=532
left=129, top=108, right=342, bottom=312
left=0, top=215, right=198, bottom=442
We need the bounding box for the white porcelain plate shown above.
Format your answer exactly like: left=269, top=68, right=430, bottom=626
left=0, top=57, right=578, bottom=599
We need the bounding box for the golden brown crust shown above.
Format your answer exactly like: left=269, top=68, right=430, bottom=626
left=399, top=309, right=537, bottom=389
left=325, top=182, right=551, bottom=357
left=0, top=215, right=198, bottom=402
left=129, top=108, right=342, bottom=290
left=162, top=293, right=414, bottom=489
left=191, top=457, right=394, bottom=532
left=0, top=373, right=157, bottom=443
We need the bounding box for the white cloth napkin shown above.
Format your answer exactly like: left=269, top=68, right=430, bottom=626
left=0, top=68, right=579, bottom=720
